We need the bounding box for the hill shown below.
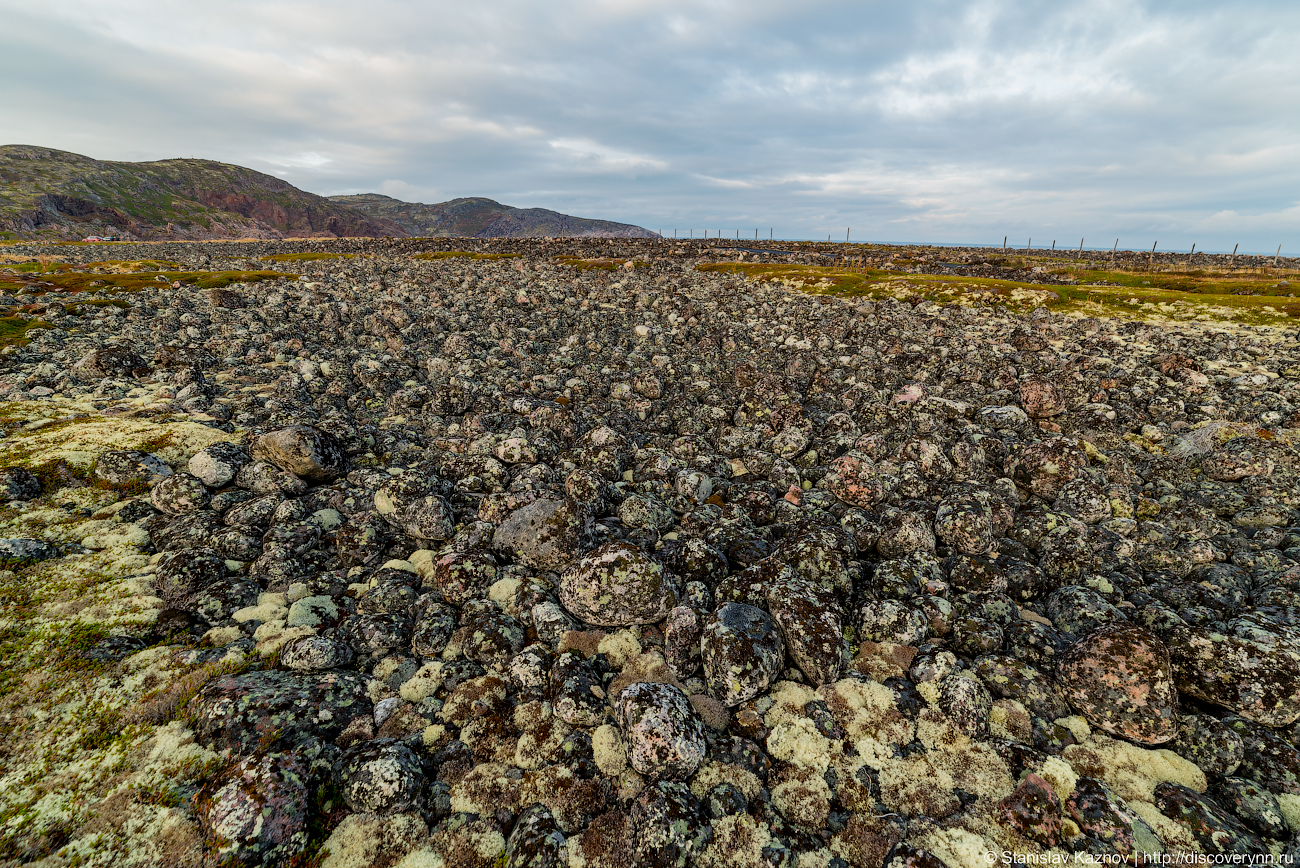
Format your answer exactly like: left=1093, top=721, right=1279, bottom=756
left=329, top=193, right=658, bottom=238
left=0, top=145, right=406, bottom=241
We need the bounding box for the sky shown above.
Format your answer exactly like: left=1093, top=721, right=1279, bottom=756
left=2, top=0, right=1298, bottom=252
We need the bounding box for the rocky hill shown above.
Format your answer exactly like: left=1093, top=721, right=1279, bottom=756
left=330, top=193, right=659, bottom=238
left=0, top=146, right=407, bottom=241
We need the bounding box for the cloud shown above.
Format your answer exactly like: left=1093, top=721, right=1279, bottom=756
left=1, top=0, right=1298, bottom=250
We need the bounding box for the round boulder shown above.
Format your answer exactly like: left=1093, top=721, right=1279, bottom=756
left=702, top=602, right=785, bottom=706
left=251, top=425, right=347, bottom=483
left=1057, top=624, right=1178, bottom=745
left=334, top=738, right=425, bottom=815
left=558, top=541, right=680, bottom=627
left=615, top=681, right=707, bottom=781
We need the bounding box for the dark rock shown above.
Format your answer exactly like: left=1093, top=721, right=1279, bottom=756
left=702, top=602, right=785, bottom=706
left=1056, top=624, right=1178, bottom=745
left=615, top=681, right=707, bottom=780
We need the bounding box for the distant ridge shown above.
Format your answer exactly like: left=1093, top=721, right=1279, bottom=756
left=0, top=145, right=405, bottom=241
left=330, top=193, right=659, bottom=239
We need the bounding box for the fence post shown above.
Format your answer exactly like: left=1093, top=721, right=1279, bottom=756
left=1275, top=245, right=1282, bottom=266
left=1078, top=238, right=1084, bottom=255
left=1003, top=236, right=1007, bottom=253
left=1111, top=239, right=1118, bottom=262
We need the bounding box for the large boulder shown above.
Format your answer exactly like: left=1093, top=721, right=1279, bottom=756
left=251, top=425, right=347, bottom=483
left=702, top=602, right=785, bottom=706
left=1056, top=624, right=1179, bottom=745
left=615, top=681, right=707, bottom=781
left=1167, top=626, right=1300, bottom=727
left=558, top=541, right=680, bottom=627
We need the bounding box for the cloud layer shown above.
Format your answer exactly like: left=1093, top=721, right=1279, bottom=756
left=3, top=0, right=1298, bottom=251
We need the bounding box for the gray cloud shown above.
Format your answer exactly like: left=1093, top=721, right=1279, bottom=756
left=2, top=0, right=1297, bottom=251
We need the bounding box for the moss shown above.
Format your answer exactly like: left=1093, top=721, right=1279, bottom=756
left=555, top=256, right=647, bottom=271
left=699, top=261, right=1300, bottom=327
left=413, top=251, right=521, bottom=261
left=0, top=316, right=52, bottom=348
left=261, top=252, right=355, bottom=262
left=0, top=268, right=293, bottom=295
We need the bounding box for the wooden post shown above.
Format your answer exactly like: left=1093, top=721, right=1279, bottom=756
left=847, top=228, right=850, bottom=243
left=1111, top=239, right=1118, bottom=262
left=1027, top=238, right=1031, bottom=250
left=1230, top=243, right=1238, bottom=264
left=770, top=228, right=773, bottom=240
left=1052, top=240, right=1056, bottom=252
left=1003, top=236, right=1007, bottom=253
left=1150, top=241, right=1157, bottom=265
left=1275, top=244, right=1282, bottom=266
left=1078, top=238, right=1084, bottom=255
left=1190, top=243, right=1195, bottom=255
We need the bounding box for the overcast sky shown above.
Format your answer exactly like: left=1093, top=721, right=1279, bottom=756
left=3, top=0, right=1298, bottom=251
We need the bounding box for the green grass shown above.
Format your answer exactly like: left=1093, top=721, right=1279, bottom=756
left=0, top=316, right=52, bottom=348
left=413, top=251, right=521, bottom=261
left=260, top=252, right=355, bottom=262
left=0, top=268, right=293, bottom=295
left=555, top=256, right=648, bottom=271
left=697, top=261, right=1300, bottom=327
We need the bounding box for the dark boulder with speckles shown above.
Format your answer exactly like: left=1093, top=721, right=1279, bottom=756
left=702, top=602, right=785, bottom=706
left=192, top=669, right=372, bottom=755
left=616, top=681, right=707, bottom=781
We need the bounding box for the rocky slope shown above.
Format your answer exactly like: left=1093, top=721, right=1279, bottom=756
left=0, top=239, right=1297, bottom=867
left=0, top=146, right=407, bottom=241
left=330, top=193, right=659, bottom=239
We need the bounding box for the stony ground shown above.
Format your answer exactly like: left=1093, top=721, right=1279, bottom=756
left=0, top=239, right=1298, bottom=868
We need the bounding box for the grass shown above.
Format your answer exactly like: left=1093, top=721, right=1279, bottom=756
left=0, top=268, right=293, bottom=295
left=697, top=260, right=1300, bottom=327
left=413, top=251, right=521, bottom=261
left=0, top=316, right=53, bottom=349
left=260, top=252, right=355, bottom=262
left=555, top=256, right=648, bottom=271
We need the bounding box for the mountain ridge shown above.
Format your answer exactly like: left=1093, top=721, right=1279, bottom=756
left=329, top=192, right=658, bottom=239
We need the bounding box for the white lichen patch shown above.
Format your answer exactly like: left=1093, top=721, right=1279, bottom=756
left=0, top=406, right=237, bottom=471
left=1062, top=732, right=1206, bottom=803
left=592, top=723, right=628, bottom=777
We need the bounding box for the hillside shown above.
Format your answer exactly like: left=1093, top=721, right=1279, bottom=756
left=0, top=145, right=407, bottom=241
left=330, top=193, right=658, bottom=238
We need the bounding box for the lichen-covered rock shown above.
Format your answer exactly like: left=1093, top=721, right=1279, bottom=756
left=664, top=605, right=703, bottom=680
left=188, top=442, right=252, bottom=488
left=460, top=601, right=526, bottom=670
left=1019, top=376, right=1067, bottom=419
left=1006, top=437, right=1087, bottom=500
left=936, top=674, right=992, bottom=738
left=1210, top=776, right=1290, bottom=840
left=196, top=751, right=310, bottom=866
left=150, top=471, right=211, bottom=515
left=251, top=424, right=347, bottom=482
left=235, top=460, right=307, bottom=496
left=0, top=537, right=60, bottom=566
left=1056, top=624, right=1178, bottom=745
left=95, top=449, right=173, bottom=485
left=1152, top=782, right=1264, bottom=855
left=493, top=495, right=593, bottom=570
left=550, top=651, right=607, bottom=727
left=1171, top=713, right=1245, bottom=777
left=1167, top=625, right=1300, bottom=727
left=281, top=635, right=354, bottom=671
left=505, top=803, right=567, bottom=868
left=702, top=603, right=785, bottom=707
left=876, top=510, right=936, bottom=558
left=631, top=780, right=712, bottom=868
left=1066, top=776, right=1162, bottom=858
left=559, top=541, right=680, bottom=627
left=334, top=738, right=424, bottom=814
left=0, top=467, right=40, bottom=501
left=824, top=451, right=886, bottom=508
left=1202, top=445, right=1273, bottom=482
left=616, top=681, right=707, bottom=781
left=431, top=550, right=498, bottom=605
left=764, top=573, right=847, bottom=686
left=192, top=669, right=373, bottom=755
left=998, top=772, right=1062, bottom=847
left=374, top=472, right=454, bottom=541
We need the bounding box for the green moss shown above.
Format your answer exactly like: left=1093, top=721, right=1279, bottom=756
left=0, top=317, right=52, bottom=348
left=698, top=261, right=1300, bottom=327
left=0, top=268, right=292, bottom=295
left=261, top=252, right=354, bottom=262
left=556, top=256, right=648, bottom=271
left=413, top=251, right=521, bottom=261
